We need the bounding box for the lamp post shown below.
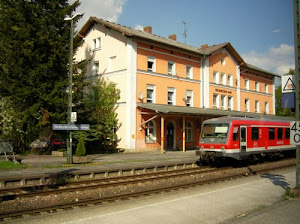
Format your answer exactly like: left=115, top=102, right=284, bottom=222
left=65, top=13, right=82, bottom=164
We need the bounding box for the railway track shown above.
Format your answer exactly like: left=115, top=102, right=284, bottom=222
left=0, top=158, right=295, bottom=220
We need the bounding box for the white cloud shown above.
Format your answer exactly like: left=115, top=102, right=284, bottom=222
left=134, top=24, right=144, bottom=31
left=70, top=0, right=127, bottom=29
left=241, top=44, right=295, bottom=75
left=272, top=29, right=280, bottom=33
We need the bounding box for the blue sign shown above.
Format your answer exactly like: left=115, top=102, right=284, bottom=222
left=52, top=124, right=90, bottom=131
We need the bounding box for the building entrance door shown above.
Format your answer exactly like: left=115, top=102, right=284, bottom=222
left=167, top=122, right=174, bottom=149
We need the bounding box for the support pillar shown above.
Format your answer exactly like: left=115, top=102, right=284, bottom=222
left=182, top=116, right=186, bottom=152
left=161, top=116, right=164, bottom=154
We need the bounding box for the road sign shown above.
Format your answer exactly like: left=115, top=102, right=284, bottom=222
left=71, top=112, right=77, bottom=123
left=290, top=121, right=300, bottom=145
left=282, top=75, right=296, bottom=93
left=52, top=124, right=90, bottom=131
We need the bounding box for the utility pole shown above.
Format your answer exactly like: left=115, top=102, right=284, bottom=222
left=65, top=13, right=82, bottom=164
left=294, top=0, right=300, bottom=189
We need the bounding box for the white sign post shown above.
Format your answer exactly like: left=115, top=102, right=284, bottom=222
left=290, top=121, right=300, bottom=145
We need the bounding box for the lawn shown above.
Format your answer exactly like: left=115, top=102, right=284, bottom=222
left=0, top=161, right=29, bottom=170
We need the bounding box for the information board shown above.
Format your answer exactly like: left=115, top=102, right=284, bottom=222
left=52, top=124, right=90, bottom=131
left=290, top=121, right=300, bottom=145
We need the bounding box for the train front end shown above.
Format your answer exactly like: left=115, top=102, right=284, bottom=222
left=196, top=119, right=233, bottom=164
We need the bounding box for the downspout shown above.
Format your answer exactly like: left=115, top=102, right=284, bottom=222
left=201, top=55, right=206, bottom=108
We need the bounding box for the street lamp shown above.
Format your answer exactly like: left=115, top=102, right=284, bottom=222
left=65, top=13, right=83, bottom=164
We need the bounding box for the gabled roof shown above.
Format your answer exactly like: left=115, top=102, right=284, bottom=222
left=241, top=63, right=280, bottom=77
left=79, top=17, right=204, bottom=57
left=79, top=16, right=278, bottom=77
left=199, top=42, right=245, bottom=66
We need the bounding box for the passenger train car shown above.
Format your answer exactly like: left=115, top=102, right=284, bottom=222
left=197, top=116, right=295, bottom=163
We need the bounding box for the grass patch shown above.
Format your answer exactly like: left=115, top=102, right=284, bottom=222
left=284, top=188, right=297, bottom=200
left=0, top=161, right=30, bottom=170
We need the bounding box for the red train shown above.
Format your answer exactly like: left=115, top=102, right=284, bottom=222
left=196, top=116, right=295, bottom=163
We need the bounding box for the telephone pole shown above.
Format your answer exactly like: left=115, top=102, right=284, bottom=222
left=294, top=0, right=300, bottom=189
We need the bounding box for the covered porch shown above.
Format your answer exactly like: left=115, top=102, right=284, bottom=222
left=136, top=103, right=282, bottom=153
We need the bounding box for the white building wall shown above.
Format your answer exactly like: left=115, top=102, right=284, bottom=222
left=202, top=57, right=210, bottom=108
left=74, top=23, right=133, bottom=150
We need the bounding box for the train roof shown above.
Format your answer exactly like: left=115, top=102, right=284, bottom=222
left=203, top=116, right=293, bottom=124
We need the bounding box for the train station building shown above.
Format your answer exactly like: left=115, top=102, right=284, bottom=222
left=76, top=17, right=279, bottom=152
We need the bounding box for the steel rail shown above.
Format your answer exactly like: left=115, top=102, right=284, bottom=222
left=0, top=159, right=295, bottom=220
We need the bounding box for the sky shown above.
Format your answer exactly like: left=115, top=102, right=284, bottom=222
left=73, top=0, right=294, bottom=76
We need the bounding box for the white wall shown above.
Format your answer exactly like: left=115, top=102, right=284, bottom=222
left=75, top=23, right=136, bottom=150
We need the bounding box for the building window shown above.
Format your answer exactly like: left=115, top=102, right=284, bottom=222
left=221, top=95, right=226, bottom=110
left=265, top=84, right=269, bottom=93
left=168, top=88, right=175, bottom=105
left=252, top=127, right=259, bottom=140
left=221, top=73, right=226, bottom=85
left=213, top=71, right=219, bottom=84
left=255, top=100, right=260, bottom=113
left=92, top=37, right=101, bottom=50
left=168, top=61, right=175, bottom=76
left=185, top=122, right=193, bottom=142
left=108, top=56, right=116, bottom=72
left=228, top=96, right=233, bottom=110
left=213, top=94, right=219, bottom=109
left=245, top=79, right=249, bottom=90
left=186, top=65, right=193, bottom=79
left=145, top=121, right=156, bottom=143
left=245, top=98, right=249, bottom=112
left=147, top=56, right=156, bottom=72
left=92, top=61, right=99, bottom=76
left=185, top=90, right=193, bottom=107
left=255, top=81, right=259, bottom=92
left=228, top=74, right=233, bottom=86
left=147, top=85, right=155, bottom=103
left=221, top=58, right=226, bottom=66
left=265, top=102, right=269, bottom=114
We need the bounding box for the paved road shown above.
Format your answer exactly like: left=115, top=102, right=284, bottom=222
left=2, top=167, right=297, bottom=224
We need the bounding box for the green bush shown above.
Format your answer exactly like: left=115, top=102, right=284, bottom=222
left=58, top=148, right=66, bottom=152
left=75, top=133, right=86, bottom=156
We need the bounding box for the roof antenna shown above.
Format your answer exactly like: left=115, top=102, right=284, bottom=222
left=182, top=21, right=187, bottom=44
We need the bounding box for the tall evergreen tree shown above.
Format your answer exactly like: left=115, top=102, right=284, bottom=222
left=0, top=0, right=81, bottom=150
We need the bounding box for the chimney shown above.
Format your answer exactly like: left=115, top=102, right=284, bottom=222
left=201, top=44, right=209, bottom=49
left=143, top=26, right=152, bottom=34
left=168, top=34, right=177, bottom=41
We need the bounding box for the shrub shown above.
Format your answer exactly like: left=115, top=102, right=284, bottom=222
left=75, top=133, right=86, bottom=156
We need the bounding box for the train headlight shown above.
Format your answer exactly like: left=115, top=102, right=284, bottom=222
left=200, top=145, right=204, bottom=150
left=221, top=146, right=225, bottom=151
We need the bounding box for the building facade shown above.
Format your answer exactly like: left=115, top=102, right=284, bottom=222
left=76, top=17, right=277, bottom=152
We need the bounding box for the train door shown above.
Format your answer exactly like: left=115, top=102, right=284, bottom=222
left=240, top=126, right=247, bottom=153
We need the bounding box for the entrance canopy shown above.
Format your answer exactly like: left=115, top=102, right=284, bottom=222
left=137, top=103, right=292, bottom=120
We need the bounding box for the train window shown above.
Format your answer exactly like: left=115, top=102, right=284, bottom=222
left=285, top=128, right=290, bottom=139
left=201, top=123, right=229, bottom=138
left=278, top=128, right=283, bottom=140
left=252, top=127, right=259, bottom=140
left=269, top=128, right=275, bottom=140
left=233, top=127, right=239, bottom=141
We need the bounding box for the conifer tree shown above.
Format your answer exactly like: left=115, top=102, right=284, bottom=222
left=0, top=0, right=81, bottom=150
